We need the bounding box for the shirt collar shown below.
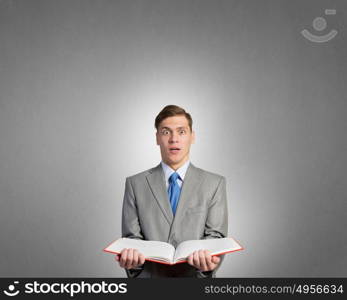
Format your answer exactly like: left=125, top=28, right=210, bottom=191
left=161, top=160, right=190, bottom=182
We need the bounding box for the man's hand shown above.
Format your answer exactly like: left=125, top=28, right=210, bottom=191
left=115, top=248, right=145, bottom=269
left=187, top=249, right=221, bottom=272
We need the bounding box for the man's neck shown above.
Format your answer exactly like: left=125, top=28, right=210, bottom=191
left=163, top=157, right=189, bottom=171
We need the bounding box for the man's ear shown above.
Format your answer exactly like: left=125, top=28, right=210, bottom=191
left=191, top=130, right=196, bottom=144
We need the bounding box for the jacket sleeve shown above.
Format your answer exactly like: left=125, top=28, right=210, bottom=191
left=196, top=176, right=228, bottom=278
left=121, top=177, right=145, bottom=278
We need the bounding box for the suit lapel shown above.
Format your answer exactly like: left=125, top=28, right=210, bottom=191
left=146, top=163, right=174, bottom=225
left=173, top=162, right=204, bottom=221
left=146, top=162, right=205, bottom=226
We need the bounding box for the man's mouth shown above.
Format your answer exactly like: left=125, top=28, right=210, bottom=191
left=169, top=147, right=181, bottom=154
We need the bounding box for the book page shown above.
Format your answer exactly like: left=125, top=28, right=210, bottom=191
left=173, top=237, right=243, bottom=263
left=104, top=238, right=176, bottom=263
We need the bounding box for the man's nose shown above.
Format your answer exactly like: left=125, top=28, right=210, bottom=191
left=169, top=132, right=179, bottom=143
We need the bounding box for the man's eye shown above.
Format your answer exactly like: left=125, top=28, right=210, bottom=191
left=179, top=130, right=186, bottom=134
left=162, top=130, right=169, bottom=135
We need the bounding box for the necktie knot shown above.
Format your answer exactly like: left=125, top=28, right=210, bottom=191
left=169, top=172, right=180, bottom=183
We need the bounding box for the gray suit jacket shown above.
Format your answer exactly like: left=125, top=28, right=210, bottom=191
left=121, top=162, right=228, bottom=278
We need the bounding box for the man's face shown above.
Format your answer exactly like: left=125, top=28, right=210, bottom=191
left=156, top=115, right=195, bottom=170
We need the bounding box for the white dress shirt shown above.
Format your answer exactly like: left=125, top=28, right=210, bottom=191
left=161, top=160, right=190, bottom=190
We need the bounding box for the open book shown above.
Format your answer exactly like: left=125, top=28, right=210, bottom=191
left=103, top=237, right=243, bottom=265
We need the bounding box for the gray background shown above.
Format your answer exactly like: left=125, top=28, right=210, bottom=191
left=0, top=0, right=346, bottom=277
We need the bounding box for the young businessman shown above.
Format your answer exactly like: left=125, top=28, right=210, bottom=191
left=115, top=105, right=228, bottom=277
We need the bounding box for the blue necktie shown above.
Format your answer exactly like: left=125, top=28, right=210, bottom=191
left=168, top=172, right=181, bottom=215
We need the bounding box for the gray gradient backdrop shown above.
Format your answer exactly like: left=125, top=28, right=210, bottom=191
left=0, top=0, right=346, bottom=277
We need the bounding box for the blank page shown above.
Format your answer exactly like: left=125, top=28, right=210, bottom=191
left=173, top=237, right=242, bottom=262
left=105, top=238, right=176, bottom=262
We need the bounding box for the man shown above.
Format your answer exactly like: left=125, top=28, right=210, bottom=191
left=115, top=105, right=228, bottom=277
